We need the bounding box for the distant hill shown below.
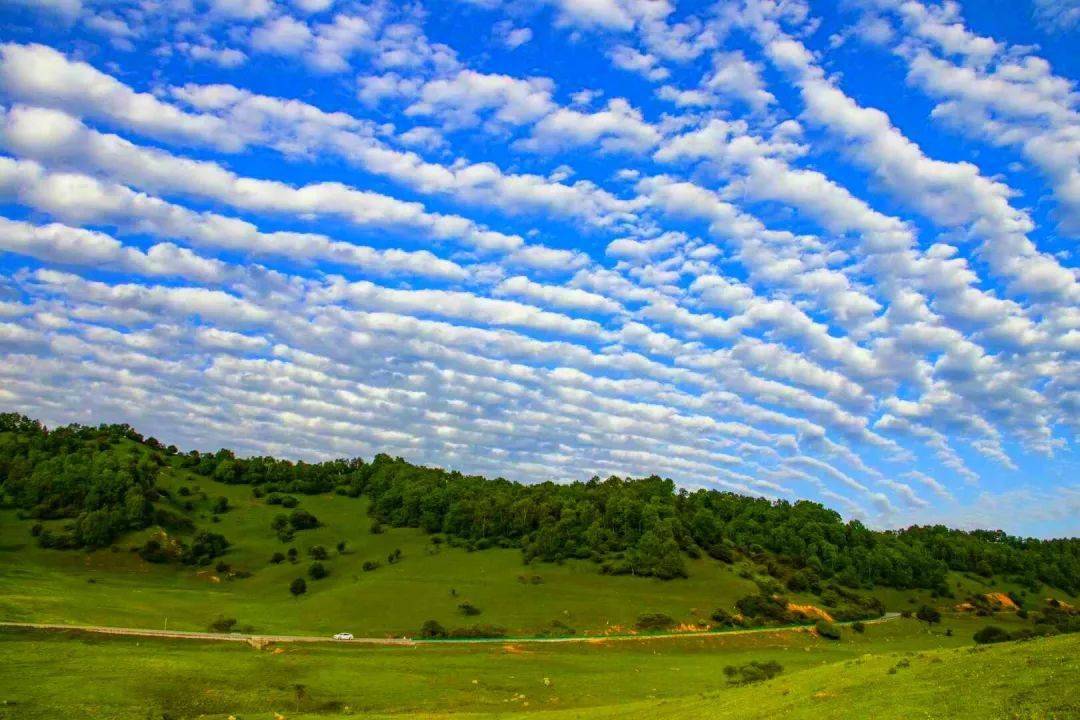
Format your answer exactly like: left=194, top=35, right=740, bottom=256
left=1, top=411, right=1077, bottom=638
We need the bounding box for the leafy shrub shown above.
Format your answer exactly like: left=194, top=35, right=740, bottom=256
left=270, top=552, right=285, bottom=564
left=458, top=602, right=482, bottom=616
left=208, top=616, right=237, bottom=633
left=420, top=620, right=447, bottom=638
left=288, top=509, right=319, bottom=530
left=184, top=531, right=229, bottom=565
left=290, top=577, right=307, bottom=597
left=710, top=608, right=741, bottom=627
left=536, top=619, right=576, bottom=637
left=308, top=545, right=328, bottom=560
left=447, top=624, right=506, bottom=638
left=635, top=612, right=676, bottom=631
left=851, top=621, right=866, bottom=633
left=916, top=605, right=942, bottom=626
left=308, top=561, right=328, bottom=580
left=723, top=660, right=783, bottom=685
left=362, top=560, right=380, bottom=572
left=735, top=594, right=798, bottom=625
left=815, top=620, right=841, bottom=640
left=973, top=625, right=1011, bottom=644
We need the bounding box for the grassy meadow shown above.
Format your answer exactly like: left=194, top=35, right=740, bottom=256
left=0, top=617, right=1074, bottom=719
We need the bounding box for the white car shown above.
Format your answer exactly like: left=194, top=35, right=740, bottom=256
left=333, top=632, right=354, bottom=640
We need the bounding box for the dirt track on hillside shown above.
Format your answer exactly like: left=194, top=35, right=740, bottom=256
left=0, top=613, right=899, bottom=647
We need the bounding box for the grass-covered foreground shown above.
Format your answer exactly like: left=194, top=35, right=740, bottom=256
left=0, top=618, right=1075, bottom=719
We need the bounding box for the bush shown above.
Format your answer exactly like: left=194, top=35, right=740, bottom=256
left=851, top=621, right=866, bottom=633
left=815, top=620, right=841, bottom=640
left=308, top=561, right=328, bottom=580
left=183, top=531, right=230, bottom=565
left=710, top=608, right=740, bottom=627
left=362, top=560, right=380, bottom=572
left=290, top=577, right=307, bottom=597
left=916, top=605, right=942, bottom=626
left=536, top=619, right=576, bottom=637
left=635, top=612, right=676, bottom=631
left=369, top=522, right=384, bottom=535
left=212, top=496, right=229, bottom=514
left=288, top=509, right=319, bottom=530
left=723, top=660, right=783, bottom=685
left=209, top=616, right=237, bottom=633
left=270, top=552, right=285, bottom=564
left=973, top=625, right=1011, bottom=644
left=447, top=624, right=506, bottom=638
left=420, top=620, right=447, bottom=638
left=308, top=545, right=329, bottom=561
left=735, top=594, right=798, bottom=625
left=138, top=537, right=176, bottom=564
left=458, top=602, right=482, bottom=616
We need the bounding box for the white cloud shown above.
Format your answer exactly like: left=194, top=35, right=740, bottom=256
left=1032, top=0, right=1080, bottom=32
left=608, top=45, right=669, bottom=82
left=493, top=20, right=533, bottom=49
left=0, top=43, right=240, bottom=150
left=519, top=98, right=661, bottom=154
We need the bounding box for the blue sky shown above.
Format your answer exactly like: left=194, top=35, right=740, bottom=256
left=0, top=0, right=1076, bottom=536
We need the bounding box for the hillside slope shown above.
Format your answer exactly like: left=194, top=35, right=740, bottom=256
left=1, top=414, right=1077, bottom=638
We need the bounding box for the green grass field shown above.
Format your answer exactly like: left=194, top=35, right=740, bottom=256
left=0, top=618, right=1074, bottom=719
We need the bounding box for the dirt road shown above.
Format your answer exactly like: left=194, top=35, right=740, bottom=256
left=0, top=613, right=899, bottom=647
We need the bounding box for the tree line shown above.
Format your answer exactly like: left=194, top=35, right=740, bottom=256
left=185, top=446, right=1080, bottom=594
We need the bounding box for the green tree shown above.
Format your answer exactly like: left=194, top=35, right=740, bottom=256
left=290, top=577, right=307, bottom=597
left=916, top=605, right=942, bottom=628
left=420, top=620, right=447, bottom=638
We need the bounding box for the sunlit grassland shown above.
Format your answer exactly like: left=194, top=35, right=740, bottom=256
left=0, top=619, right=1074, bottom=719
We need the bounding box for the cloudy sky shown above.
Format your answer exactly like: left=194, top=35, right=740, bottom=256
left=0, top=0, right=1077, bottom=536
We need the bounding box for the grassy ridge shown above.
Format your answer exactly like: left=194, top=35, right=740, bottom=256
left=0, top=482, right=761, bottom=637
left=1, top=452, right=1070, bottom=638
left=0, top=620, right=1074, bottom=719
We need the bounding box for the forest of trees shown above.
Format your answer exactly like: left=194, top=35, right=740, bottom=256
left=1, top=412, right=1078, bottom=594
left=0, top=413, right=160, bottom=548
left=0, top=413, right=226, bottom=563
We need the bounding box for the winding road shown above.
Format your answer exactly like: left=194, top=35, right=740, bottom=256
left=0, top=613, right=900, bottom=647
